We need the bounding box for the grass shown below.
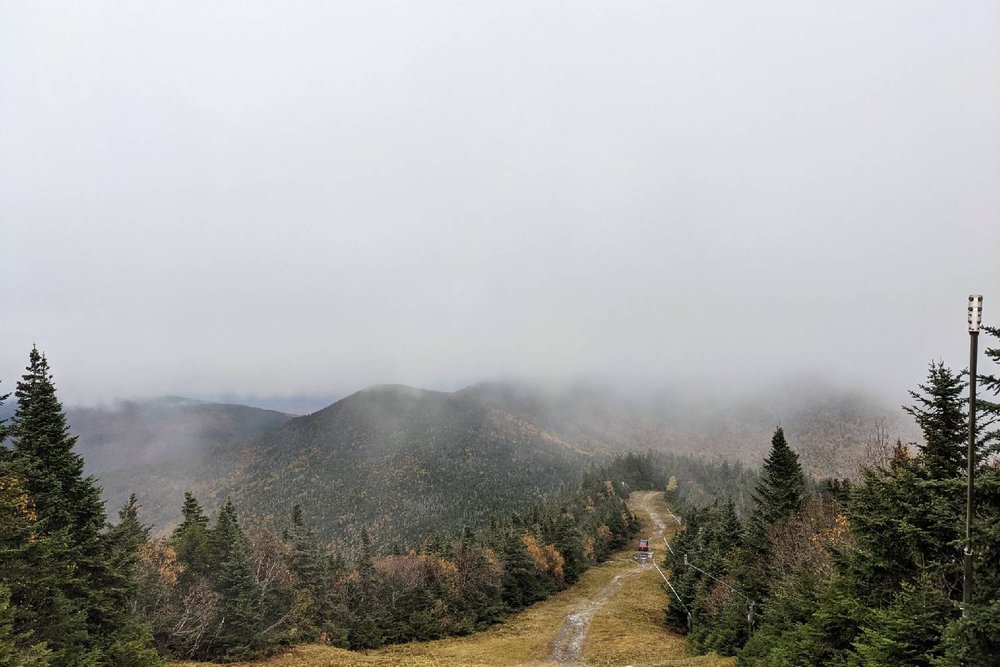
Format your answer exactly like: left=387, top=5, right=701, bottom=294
left=582, top=493, right=734, bottom=667
left=174, top=492, right=735, bottom=667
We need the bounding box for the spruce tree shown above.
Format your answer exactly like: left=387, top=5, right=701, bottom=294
left=5, top=347, right=156, bottom=664
left=7, top=350, right=92, bottom=660
left=499, top=531, right=545, bottom=608
left=285, top=506, right=335, bottom=641
left=0, top=381, right=9, bottom=451
left=206, top=501, right=263, bottom=657
left=9, top=348, right=104, bottom=538
left=903, top=361, right=968, bottom=478
left=744, top=427, right=804, bottom=556
left=554, top=511, right=585, bottom=585
left=171, top=492, right=211, bottom=574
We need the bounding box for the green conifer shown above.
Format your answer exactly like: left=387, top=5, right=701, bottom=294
left=904, top=361, right=968, bottom=478
left=4, top=348, right=157, bottom=664
left=744, top=427, right=804, bottom=556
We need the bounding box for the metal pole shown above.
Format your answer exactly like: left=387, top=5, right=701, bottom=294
left=963, top=329, right=978, bottom=613
left=964, top=294, right=983, bottom=614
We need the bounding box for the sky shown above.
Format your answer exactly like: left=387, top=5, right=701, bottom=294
left=2, top=1, right=999, bottom=409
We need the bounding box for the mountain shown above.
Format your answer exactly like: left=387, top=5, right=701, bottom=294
left=98, top=385, right=591, bottom=543
left=85, top=380, right=912, bottom=542
left=67, top=396, right=295, bottom=474
left=217, top=385, right=590, bottom=543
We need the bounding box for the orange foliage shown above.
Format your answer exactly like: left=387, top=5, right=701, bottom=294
left=521, top=534, right=565, bottom=584
left=138, top=539, right=185, bottom=586
left=0, top=473, right=38, bottom=540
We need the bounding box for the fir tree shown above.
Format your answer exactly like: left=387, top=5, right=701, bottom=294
left=744, top=427, right=804, bottom=556
left=553, top=511, right=585, bottom=585
left=171, top=492, right=210, bottom=574
left=9, top=347, right=104, bottom=539
left=285, top=505, right=337, bottom=641
left=904, top=361, right=968, bottom=478
left=4, top=347, right=156, bottom=664
left=0, top=381, right=9, bottom=452
left=206, top=501, right=263, bottom=657
left=499, top=531, right=545, bottom=609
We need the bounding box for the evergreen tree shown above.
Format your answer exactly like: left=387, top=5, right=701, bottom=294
left=206, top=501, right=263, bottom=658
left=0, top=585, right=51, bottom=667
left=171, top=492, right=210, bottom=574
left=553, top=511, right=585, bottom=585
left=0, top=381, right=9, bottom=452
left=904, top=361, right=968, bottom=478
left=102, top=497, right=163, bottom=667
left=9, top=348, right=104, bottom=539
left=285, top=505, right=339, bottom=642
left=4, top=347, right=157, bottom=664
left=499, top=531, right=545, bottom=609
left=744, top=427, right=804, bottom=557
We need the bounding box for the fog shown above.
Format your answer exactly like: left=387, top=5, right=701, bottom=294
left=2, top=2, right=998, bottom=409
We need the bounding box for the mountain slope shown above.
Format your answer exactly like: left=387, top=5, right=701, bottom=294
left=68, top=396, right=295, bottom=473
left=217, top=385, right=590, bottom=543
left=459, top=380, right=915, bottom=478
left=91, top=380, right=912, bottom=542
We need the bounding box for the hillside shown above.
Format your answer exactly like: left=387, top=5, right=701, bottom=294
left=173, top=492, right=734, bottom=667
left=105, top=385, right=591, bottom=542
left=59, top=397, right=292, bottom=530
left=67, top=396, right=295, bottom=473
left=90, top=381, right=912, bottom=540
left=216, top=385, right=593, bottom=543
left=459, top=380, right=916, bottom=478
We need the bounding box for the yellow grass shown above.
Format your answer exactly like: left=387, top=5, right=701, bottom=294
left=174, top=491, right=735, bottom=667
left=582, top=493, right=734, bottom=667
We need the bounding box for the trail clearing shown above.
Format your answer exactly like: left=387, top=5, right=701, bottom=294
left=174, top=491, right=733, bottom=667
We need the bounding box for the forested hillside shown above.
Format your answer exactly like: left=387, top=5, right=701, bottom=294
left=660, top=327, right=1000, bottom=666
left=68, top=396, right=294, bottom=473
left=215, top=385, right=591, bottom=544
left=84, top=378, right=904, bottom=541
left=460, top=380, right=911, bottom=478
left=0, top=350, right=650, bottom=662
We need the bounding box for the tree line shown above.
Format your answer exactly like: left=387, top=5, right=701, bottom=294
left=0, top=346, right=641, bottom=664
left=661, top=326, right=1000, bottom=666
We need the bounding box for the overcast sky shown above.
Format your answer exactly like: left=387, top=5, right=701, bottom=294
left=2, top=1, right=998, bottom=408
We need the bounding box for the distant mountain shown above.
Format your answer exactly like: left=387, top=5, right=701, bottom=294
left=457, top=380, right=916, bottom=478
left=218, top=385, right=590, bottom=543
left=82, top=380, right=912, bottom=542
left=99, top=385, right=589, bottom=542
left=66, top=396, right=295, bottom=474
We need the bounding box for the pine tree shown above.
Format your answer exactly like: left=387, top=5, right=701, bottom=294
left=499, top=531, right=545, bottom=609
left=9, top=348, right=104, bottom=538
left=4, top=347, right=156, bottom=664
left=904, top=361, right=968, bottom=478
left=285, top=505, right=337, bottom=641
left=171, top=492, right=210, bottom=574
left=206, top=501, right=263, bottom=657
left=744, top=427, right=804, bottom=556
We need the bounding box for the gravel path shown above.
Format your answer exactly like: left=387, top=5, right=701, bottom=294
left=545, top=491, right=663, bottom=664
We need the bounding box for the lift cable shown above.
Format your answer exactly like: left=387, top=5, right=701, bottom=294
left=651, top=558, right=692, bottom=630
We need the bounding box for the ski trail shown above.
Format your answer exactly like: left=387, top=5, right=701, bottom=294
left=545, top=491, right=662, bottom=665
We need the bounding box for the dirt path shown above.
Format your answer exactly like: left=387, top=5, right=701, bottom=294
left=546, top=568, right=640, bottom=662
left=174, top=490, right=732, bottom=667
left=545, top=491, right=662, bottom=664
